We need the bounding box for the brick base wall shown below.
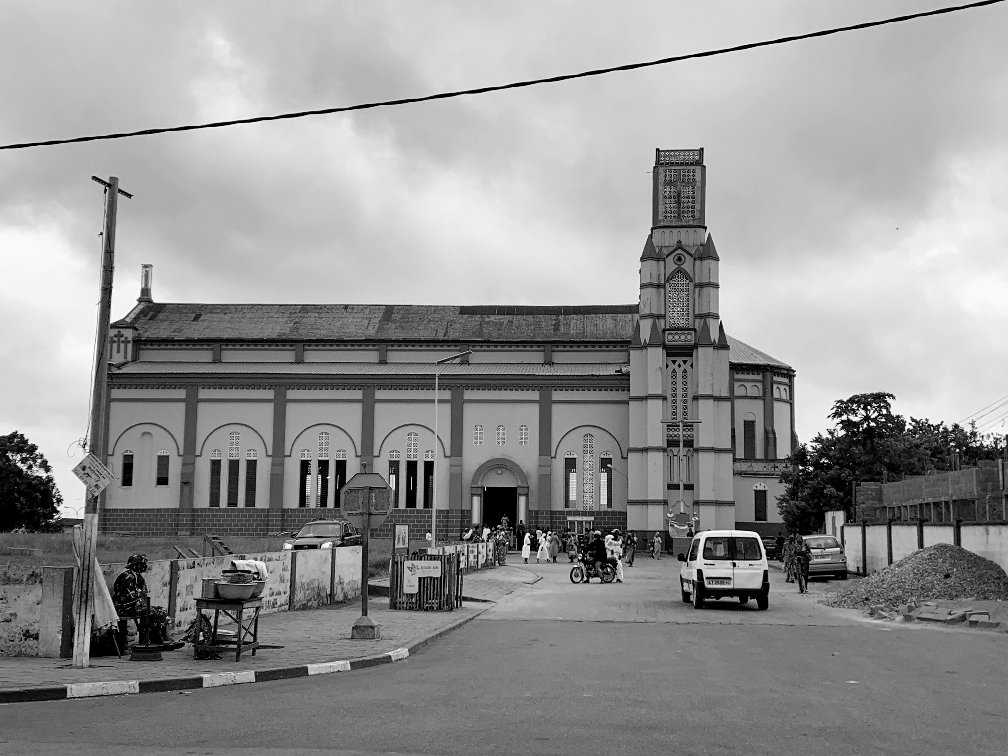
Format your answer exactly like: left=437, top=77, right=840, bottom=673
left=99, top=506, right=475, bottom=541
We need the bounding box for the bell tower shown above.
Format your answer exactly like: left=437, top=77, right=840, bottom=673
left=628, top=148, right=733, bottom=535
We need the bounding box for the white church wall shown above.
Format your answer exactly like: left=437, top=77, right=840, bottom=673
left=286, top=400, right=362, bottom=457
left=302, top=348, right=380, bottom=362
left=196, top=403, right=274, bottom=457
left=461, top=397, right=539, bottom=496
left=732, top=476, right=786, bottom=524
left=465, top=350, right=542, bottom=364
left=551, top=349, right=627, bottom=364
left=107, top=414, right=184, bottom=510
left=220, top=348, right=296, bottom=362
left=733, top=398, right=765, bottom=458
left=140, top=347, right=212, bottom=362
left=774, top=400, right=792, bottom=458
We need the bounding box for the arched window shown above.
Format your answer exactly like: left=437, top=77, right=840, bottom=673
left=209, top=449, right=223, bottom=507
left=473, top=425, right=484, bottom=446
left=424, top=450, right=434, bottom=460
left=564, top=451, right=577, bottom=508
left=666, top=270, right=691, bottom=328
left=388, top=450, right=401, bottom=508
left=334, top=449, right=347, bottom=460
left=155, top=450, right=170, bottom=486
left=121, top=450, right=134, bottom=487
left=496, top=425, right=506, bottom=446
left=519, top=425, right=529, bottom=446
left=244, top=449, right=258, bottom=508
left=581, top=434, right=595, bottom=510
left=228, top=431, right=240, bottom=459
left=669, top=359, right=692, bottom=422
left=406, top=432, right=418, bottom=460
left=299, top=449, right=313, bottom=507
left=600, top=452, right=614, bottom=509
left=317, top=432, right=331, bottom=508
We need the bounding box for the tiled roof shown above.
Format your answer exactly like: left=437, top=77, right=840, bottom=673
left=120, top=302, right=792, bottom=371
left=125, top=303, right=638, bottom=343
left=726, top=335, right=791, bottom=370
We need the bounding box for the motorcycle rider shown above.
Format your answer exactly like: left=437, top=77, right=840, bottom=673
left=582, top=530, right=608, bottom=583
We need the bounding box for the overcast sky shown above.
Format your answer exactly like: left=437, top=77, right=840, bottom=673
left=2, top=1, right=1006, bottom=517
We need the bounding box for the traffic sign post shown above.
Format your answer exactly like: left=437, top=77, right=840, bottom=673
left=340, top=471, right=392, bottom=640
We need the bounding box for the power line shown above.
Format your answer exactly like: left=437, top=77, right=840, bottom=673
left=959, top=392, right=1008, bottom=424
left=0, top=0, right=1003, bottom=152
left=975, top=408, right=1008, bottom=434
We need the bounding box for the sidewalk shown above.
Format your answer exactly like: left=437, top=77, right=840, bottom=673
left=0, top=565, right=538, bottom=704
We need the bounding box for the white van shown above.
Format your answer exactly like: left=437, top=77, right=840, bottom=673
left=678, top=529, right=770, bottom=610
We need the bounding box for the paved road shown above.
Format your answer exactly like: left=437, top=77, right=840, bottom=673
left=2, top=559, right=1005, bottom=755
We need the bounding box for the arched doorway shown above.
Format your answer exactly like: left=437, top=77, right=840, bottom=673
left=470, top=458, right=529, bottom=533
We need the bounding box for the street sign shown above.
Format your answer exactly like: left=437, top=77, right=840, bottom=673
left=402, top=560, right=443, bottom=594
left=72, top=453, right=115, bottom=499
left=341, top=481, right=392, bottom=530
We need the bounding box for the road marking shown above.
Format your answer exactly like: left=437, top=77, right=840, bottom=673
left=846, top=680, right=860, bottom=684
left=201, top=670, right=255, bottom=688
left=67, top=680, right=139, bottom=698
left=307, top=660, right=352, bottom=675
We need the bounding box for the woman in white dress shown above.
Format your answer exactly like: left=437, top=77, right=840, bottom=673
left=536, top=530, right=550, bottom=564
left=521, top=531, right=532, bottom=564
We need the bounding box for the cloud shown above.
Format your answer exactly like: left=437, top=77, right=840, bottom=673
left=1, top=0, right=1005, bottom=511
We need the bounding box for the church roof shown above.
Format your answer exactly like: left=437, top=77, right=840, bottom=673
left=119, top=301, right=792, bottom=371
left=114, top=361, right=629, bottom=378
left=124, top=303, right=638, bottom=343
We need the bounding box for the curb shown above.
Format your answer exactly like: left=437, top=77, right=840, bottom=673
left=0, top=609, right=487, bottom=706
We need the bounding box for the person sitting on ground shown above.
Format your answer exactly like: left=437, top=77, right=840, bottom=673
left=112, top=554, right=184, bottom=650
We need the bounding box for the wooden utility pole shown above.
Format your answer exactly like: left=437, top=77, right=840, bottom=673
left=72, top=176, right=131, bottom=668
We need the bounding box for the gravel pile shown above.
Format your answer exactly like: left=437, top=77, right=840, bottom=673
left=824, top=543, right=1008, bottom=609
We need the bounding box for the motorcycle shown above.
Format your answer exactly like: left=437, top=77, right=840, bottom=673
left=569, top=551, right=616, bottom=584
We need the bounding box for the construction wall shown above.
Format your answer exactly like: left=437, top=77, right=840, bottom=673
left=843, top=522, right=1008, bottom=575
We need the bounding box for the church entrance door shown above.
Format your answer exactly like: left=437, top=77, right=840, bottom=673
left=482, top=487, right=517, bottom=530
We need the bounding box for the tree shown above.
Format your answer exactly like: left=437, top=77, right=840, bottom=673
left=0, top=431, right=63, bottom=531
left=777, top=392, right=1005, bottom=533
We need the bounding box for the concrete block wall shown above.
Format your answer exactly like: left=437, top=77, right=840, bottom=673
left=842, top=522, right=1008, bottom=575
left=34, top=547, right=362, bottom=658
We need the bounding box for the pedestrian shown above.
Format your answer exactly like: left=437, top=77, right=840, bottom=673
left=495, top=528, right=508, bottom=565
left=536, top=530, right=550, bottom=563
left=521, top=530, right=531, bottom=564
left=516, top=520, right=526, bottom=550
left=611, top=530, right=625, bottom=583
left=549, top=531, right=560, bottom=563
left=794, top=536, right=812, bottom=593
left=652, top=531, right=662, bottom=560
left=482, top=523, right=491, bottom=542
left=783, top=534, right=797, bottom=582
left=112, top=554, right=184, bottom=650
left=626, top=532, right=636, bottom=566
left=775, top=531, right=785, bottom=562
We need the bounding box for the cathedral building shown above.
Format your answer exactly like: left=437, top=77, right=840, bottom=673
left=100, top=148, right=796, bottom=541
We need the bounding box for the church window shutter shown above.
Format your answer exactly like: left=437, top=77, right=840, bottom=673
left=473, top=425, right=484, bottom=446
left=518, top=425, right=529, bottom=446
left=496, top=425, right=506, bottom=446
left=666, top=271, right=691, bottom=328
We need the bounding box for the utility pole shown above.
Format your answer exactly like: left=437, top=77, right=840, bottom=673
left=72, top=176, right=132, bottom=668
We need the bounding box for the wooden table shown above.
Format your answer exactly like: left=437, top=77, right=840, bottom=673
left=193, top=597, right=262, bottom=661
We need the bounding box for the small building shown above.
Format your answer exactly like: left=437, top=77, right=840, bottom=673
left=100, top=148, right=796, bottom=540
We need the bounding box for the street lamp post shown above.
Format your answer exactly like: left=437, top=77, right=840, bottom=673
left=432, top=350, right=472, bottom=550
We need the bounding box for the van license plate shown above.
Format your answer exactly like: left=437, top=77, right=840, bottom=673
left=706, top=578, right=730, bottom=585
left=813, top=555, right=829, bottom=561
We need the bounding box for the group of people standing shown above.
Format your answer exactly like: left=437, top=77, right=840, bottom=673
left=520, top=528, right=564, bottom=564
left=462, top=517, right=512, bottom=566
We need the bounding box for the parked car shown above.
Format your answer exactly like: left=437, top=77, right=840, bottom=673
left=802, top=534, right=847, bottom=579
left=282, top=520, right=361, bottom=550
left=678, top=529, right=770, bottom=610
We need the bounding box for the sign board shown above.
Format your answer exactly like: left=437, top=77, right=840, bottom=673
left=341, top=483, right=393, bottom=530
left=72, top=453, right=115, bottom=499
left=394, top=524, right=410, bottom=552
left=402, top=560, right=443, bottom=594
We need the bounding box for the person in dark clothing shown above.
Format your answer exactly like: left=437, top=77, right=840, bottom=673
left=775, top=532, right=785, bottom=562
left=794, top=537, right=812, bottom=593
left=584, top=530, right=608, bottom=582
left=112, top=554, right=183, bottom=649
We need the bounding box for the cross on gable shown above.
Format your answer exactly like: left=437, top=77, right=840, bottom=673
left=109, top=331, right=131, bottom=358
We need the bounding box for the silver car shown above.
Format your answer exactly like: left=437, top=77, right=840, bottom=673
left=803, top=535, right=847, bottom=579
